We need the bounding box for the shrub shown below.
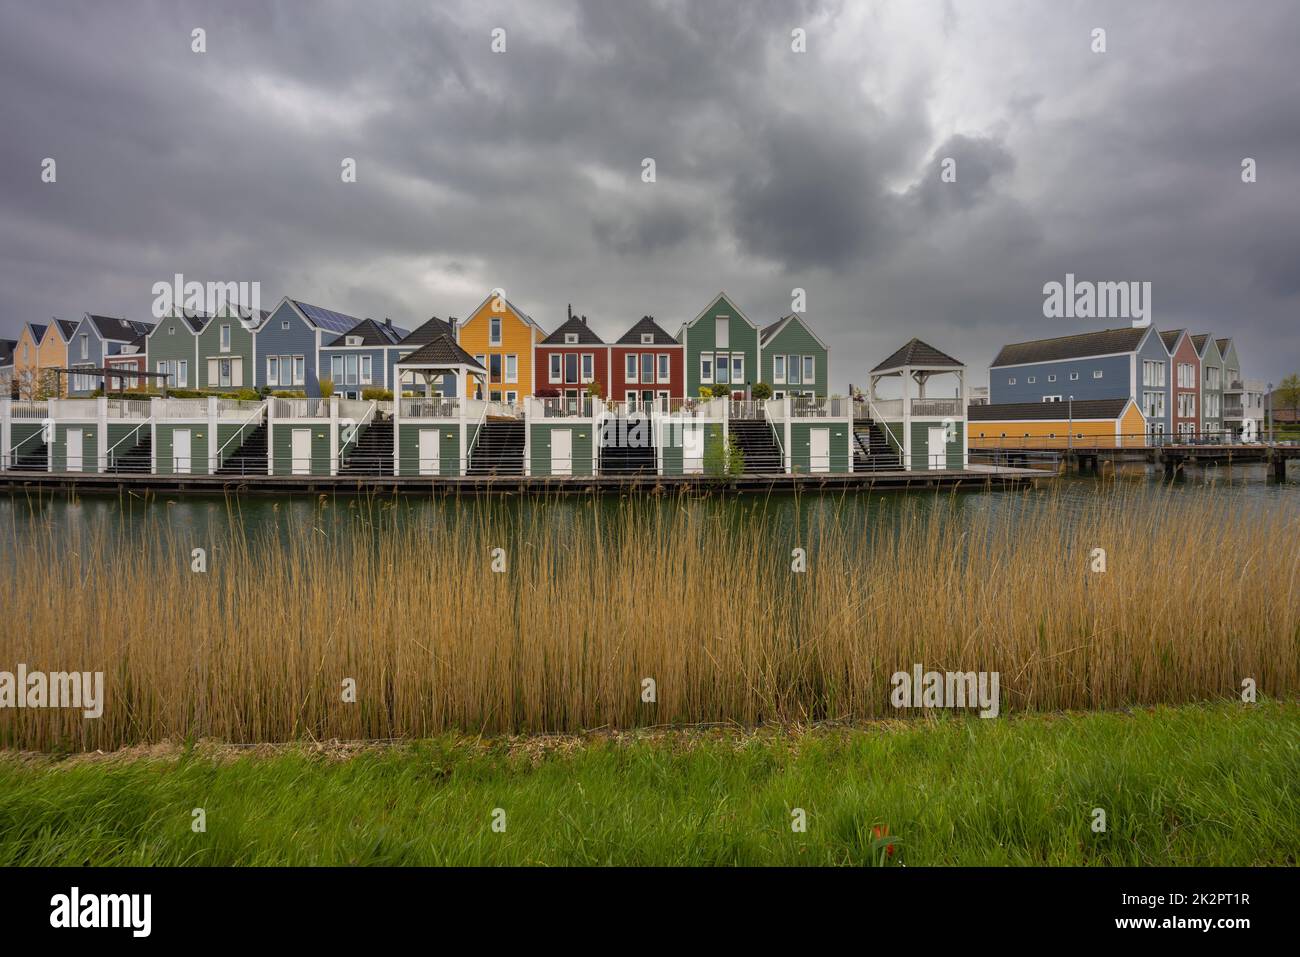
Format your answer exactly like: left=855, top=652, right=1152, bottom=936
left=361, top=387, right=392, bottom=401
left=270, top=390, right=307, bottom=398
left=318, top=377, right=335, bottom=398
left=585, top=381, right=602, bottom=398
left=536, top=387, right=561, bottom=399
left=751, top=382, right=773, bottom=400
left=710, top=384, right=734, bottom=399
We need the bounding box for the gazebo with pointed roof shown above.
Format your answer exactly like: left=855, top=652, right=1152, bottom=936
left=392, top=333, right=487, bottom=399
left=864, top=337, right=968, bottom=471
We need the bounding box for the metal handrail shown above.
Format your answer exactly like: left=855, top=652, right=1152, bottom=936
left=763, top=402, right=787, bottom=469
left=105, top=416, right=153, bottom=469
left=339, top=400, right=378, bottom=463
left=214, top=401, right=266, bottom=469
left=465, top=399, right=491, bottom=467
left=867, top=400, right=906, bottom=459
left=3, top=426, right=50, bottom=470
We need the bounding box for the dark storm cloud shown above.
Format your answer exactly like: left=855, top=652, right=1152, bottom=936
left=1, top=0, right=1298, bottom=385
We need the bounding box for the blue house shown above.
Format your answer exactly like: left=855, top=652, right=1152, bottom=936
left=255, top=298, right=367, bottom=397
left=319, top=318, right=410, bottom=399
left=989, top=327, right=1171, bottom=438
left=67, top=314, right=156, bottom=395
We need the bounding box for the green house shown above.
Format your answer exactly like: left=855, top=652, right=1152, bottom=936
left=758, top=313, right=829, bottom=399
left=197, top=305, right=265, bottom=392
left=677, top=293, right=760, bottom=398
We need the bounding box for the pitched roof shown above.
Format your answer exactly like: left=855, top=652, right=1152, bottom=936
left=290, top=300, right=364, bottom=335
left=872, top=338, right=963, bottom=372
left=399, top=316, right=456, bottom=346
left=87, top=314, right=155, bottom=341
left=1159, top=329, right=1187, bottom=352
left=396, top=334, right=486, bottom=372
left=759, top=312, right=830, bottom=350
left=54, top=319, right=80, bottom=341
left=327, top=317, right=410, bottom=346
left=26, top=322, right=48, bottom=344
left=1215, top=337, right=1233, bottom=357
left=616, top=315, right=679, bottom=345
left=991, top=328, right=1147, bottom=368
left=969, top=398, right=1133, bottom=422
left=542, top=314, right=604, bottom=345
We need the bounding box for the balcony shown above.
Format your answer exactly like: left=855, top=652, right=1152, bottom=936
left=910, top=397, right=962, bottom=417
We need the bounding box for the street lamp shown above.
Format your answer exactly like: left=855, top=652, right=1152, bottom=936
left=1266, top=382, right=1273, bottom=443
left=1067, top=395, right=1074, bottom=454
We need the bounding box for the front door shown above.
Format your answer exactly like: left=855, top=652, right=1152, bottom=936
left=418, top=429, right=439, bottom=476
left=66, top=428, right=83, bottom=472
left=551, top=428, right=573, bottom=476
left=291, top=428, right=311, bottom=475
left=683, top=424, right=703, bottom=474
left=173, top=428, right=192, bottom=474
left=810, top=427, right=829, bottom=473
left=928, top=426, right=947, bottom=470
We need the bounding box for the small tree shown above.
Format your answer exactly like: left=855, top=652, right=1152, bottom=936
left=585, top=380, right=602, bottom=398
left=711, top=383, right=733, bottom=399
left=703, top=434, right=745, bottom=477
left=318, top=377, right=335, bottom=398
left=751, top=382, right=773, bottom=400
left=1278, top=373, right=1300, bottom=428
left=698, top=386, right=715, bottom=399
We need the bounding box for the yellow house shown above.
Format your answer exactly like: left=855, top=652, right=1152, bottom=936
left=456, top=292, right=543, bottom=401
left=969, top=398, right=1148, bottom=449
left=14, top=319, right=78, bottom=398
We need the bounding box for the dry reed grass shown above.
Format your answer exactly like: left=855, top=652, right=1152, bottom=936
left=1, top=486, right=1297, bottom=750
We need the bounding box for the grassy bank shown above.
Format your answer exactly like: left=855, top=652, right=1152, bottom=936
left=1, top=486, right=1298, bottom=750
left=0, top=702, right=1295, bottom=866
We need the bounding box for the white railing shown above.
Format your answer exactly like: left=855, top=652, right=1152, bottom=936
left=375, top=400, right=394, bottom=417
left=790, top=396, right=853, bottom=418
left=106, top=398, right=152, bottom=419
left=868, top=400, right=906, bottom=460
left=158, top=398, right=210, bottom=419
left=869, top=398, right=904, bottom=419
left=531, top=396, right=596, bottom=418
left=911, top=397, right=962, bottom=417
left=338, top=398, right=372, bottom=421
left=217, top=398, right=263, bottom=417
left=764, top=402, right=788, bottom=470
left=273, top=397, right=329, bottom=419
left=53, top=398, right=99, bottom=419
left=485, top=400, right=524, bottom=419
left=400, top=397, right=460, bottom=419
left=10, top=400, right=48, bottom=419
left=730, top=400, right=765, bottom=420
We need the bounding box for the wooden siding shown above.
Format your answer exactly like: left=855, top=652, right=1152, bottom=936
left=530, top=422, right=594, bottom=476
left=762, top=316, right=828, bottom=398
left=458, top=297, right=537, bottom=399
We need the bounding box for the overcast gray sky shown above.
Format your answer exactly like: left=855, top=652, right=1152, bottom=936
left=2, top=0, right=1297, bottom=389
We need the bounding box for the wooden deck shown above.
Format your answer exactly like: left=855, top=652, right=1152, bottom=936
left=0, top=465, right=1050, bottom=497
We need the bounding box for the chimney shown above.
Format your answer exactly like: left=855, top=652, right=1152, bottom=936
left=567, top=303, right=573, bottom=322
left=384, top=318, right=393, bottom=330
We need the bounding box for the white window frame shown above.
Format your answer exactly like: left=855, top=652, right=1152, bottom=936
left=220, top=325, right=231, bottom=352
left=505, top=354, right=518, bottom=384
left=801, top=356, right=813, bottom=384
left=715, top=317, right=729, bottom=349
left=550, top=354, right=562, bottom=383
left=581, top=353, right=594, bottom=383
left=699, top=354, right=712, bottom=384
left=267, top=357, right=279, bottom=386
left=565, top=333, right=578, bottom=344
left=1027, top=376, right=1036, bottom=384
left=1070, top=372, right=1079, bottom=381
left=641, top=333, right=654, bottom=345
left=773, top=355, right=786, bottom=384
left=293, top=356, right=305, bottom=386
left=489, top=317, right=502, bottom=346
left=1092, top=370, right=1103, bottom=379
left=1007, top=377, right=1017, bottom=385
left=657, top=353, right=669, bottom=383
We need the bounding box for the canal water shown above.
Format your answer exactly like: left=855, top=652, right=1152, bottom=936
left=2, top=462, right=1297, bottom=549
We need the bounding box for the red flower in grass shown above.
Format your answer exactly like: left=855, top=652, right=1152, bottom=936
left=873, top=825, right=895, bottom=857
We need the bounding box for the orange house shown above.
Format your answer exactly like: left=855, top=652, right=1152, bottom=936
left=456, top=292, right=543, bottom=401
left=14, top=319, right=78, bottom=397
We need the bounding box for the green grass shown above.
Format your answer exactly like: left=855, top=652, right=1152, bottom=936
left=0, top=702, right=1295, bottom=866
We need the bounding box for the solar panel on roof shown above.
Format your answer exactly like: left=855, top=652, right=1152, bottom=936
left=295, top=301, right=362, bottom=334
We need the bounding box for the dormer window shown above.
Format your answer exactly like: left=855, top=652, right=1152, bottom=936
left=346, top=336, right=362, bottom=346
left=169, top=326, right=175, bottom=335
left=641, top=333, right=654, bottom=344
left=565, top=333, right=578, bottom=344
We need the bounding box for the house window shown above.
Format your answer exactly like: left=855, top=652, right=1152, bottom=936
left=267, top=357, right=279, bottom=386
left=331, top=356, right=344, bottom=382
left=774, top=355, right=786, bottom=383
left=489, top=317, right=502, bottom=345
left=219, top=359, right=232, bottom=387
left=788, top=356, right=801, bottom=386
left=292, top=356, right=305, bottom=385
left=489, top=354, right=502, bottom=382
left=1043, top=395, right=1062, bottom=402
left=627, top=354, right=639, bottom=383
left=715, top=317, right=729, bottom=348
left=281, top=320, right=290, bottom=330
left=641, top=353, right=654, bottom=383
left=1093, top=370, right=1103, bottom=379
left=715, top=354, right=729, bottom=384
left=735, top=355, right=746, bottom=385
left=1070, top=372, right=1079, bottom=381
left=1008, top=377, right=1016, bottom=385
left=657, top=354, right=669, bottom=382
left=345, top=354, right=358, bottom=385
left=220, top=325, right=231, bottom=351
left=582, top=353, right=595, bottom=382
left=80, top=334, right=89, bottom=360
left=564, top=353, right=578, bottom=384
left=168, top=325, right=175, bottom=335
left=700, top=355, right=712, bottom=384
left=641, top=333, right=654, bottom=345
left=550, top=354, right=562, bottom=383
left=1047, top=374, right=1056, bottom=382
left=1027, top=376, right=1036, bottom=384
left=177, top=360, right=188, bottom=388
left=801, top=356, right=813, bottom=384
left=505, top=354, right=518, bottom=383
left=360, top=356, right=372, bottom=384
left=565, top=333, right=578, bottom=344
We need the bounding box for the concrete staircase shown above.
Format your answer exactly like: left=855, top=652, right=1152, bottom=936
left=214, top=423, right=269, bottom=476
left=105, top=433, right=153, bottom=474
left=468, top=421, right=525, bottom=476
left=853, top=419, right=902, bottom=471
left=728, top=419, right=784, bottom=474
left=340, top=419, right=394, bottom=476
